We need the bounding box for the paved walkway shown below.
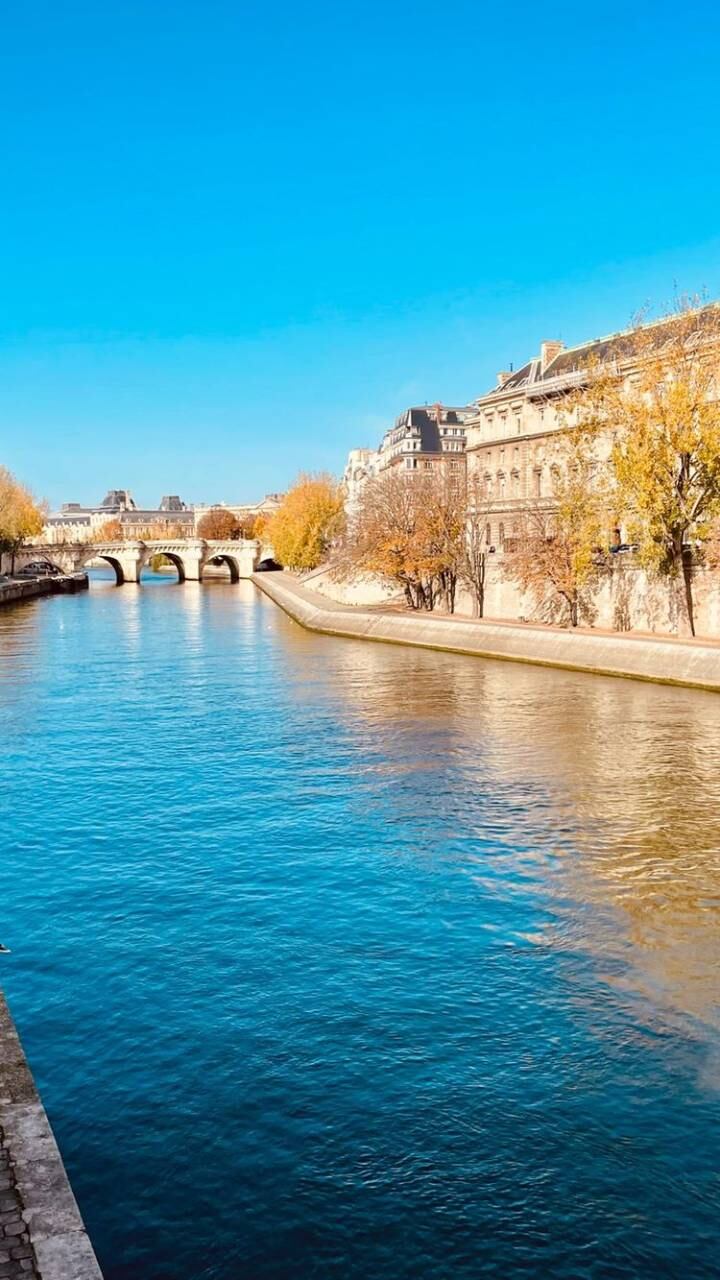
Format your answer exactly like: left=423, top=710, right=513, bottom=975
left=0, top=1127, right=39, bottom=1279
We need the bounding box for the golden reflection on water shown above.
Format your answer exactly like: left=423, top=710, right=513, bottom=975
left=272, top=605, right=720, bottom=1031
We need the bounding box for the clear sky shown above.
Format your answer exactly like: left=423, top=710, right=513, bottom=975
left=3, top=0, right=720, bottom=509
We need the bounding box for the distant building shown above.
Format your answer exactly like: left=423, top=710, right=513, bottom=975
left=375, top=404, right=471, bottom=476
left=99, top=489, right=137, bottom=511
left=191, top=493, right=284, bottom=534
left=343, top=403, right=472, bottom=513
left=41, top=491, right=193, bottom=543
left=342, top=448, right=379, bottom=515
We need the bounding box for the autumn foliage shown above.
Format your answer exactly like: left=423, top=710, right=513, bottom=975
left=267, top=474, right=344, bottom=571
left=95, top=518, right=124, bottom=541
left=570, top=300, right=720, bottom=634
left=340, top=469, right=484, bottom=612
left=505, top=434, right=608, bottom=627
left=196, top=507, right=243, bottom=540
left=0, top=466, right=46, bottom=570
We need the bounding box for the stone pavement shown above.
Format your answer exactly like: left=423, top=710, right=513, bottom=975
left=0, top=1125, right=39, bottom=1278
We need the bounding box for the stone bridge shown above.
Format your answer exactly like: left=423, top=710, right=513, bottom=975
left=17, top=538, right=261, bottom=584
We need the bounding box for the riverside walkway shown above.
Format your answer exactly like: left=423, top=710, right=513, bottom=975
left=0, top=995, right=102, bottom=1280
left=253, top=572, right=720, bottom=692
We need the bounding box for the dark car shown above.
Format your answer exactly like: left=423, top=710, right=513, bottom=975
left=16, top=560, right=63, bottom=577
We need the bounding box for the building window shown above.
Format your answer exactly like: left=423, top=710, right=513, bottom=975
left=499, top=522, right=505, bottom=548
left=534, top=470, right=541, bottom=497
left=485, top=523, right=492, bottom=545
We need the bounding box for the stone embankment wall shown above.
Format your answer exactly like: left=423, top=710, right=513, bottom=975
left=300, top=565, right=398, bottom=606
left=254, top=572, right=720, bottom=692
left=0, top=994, right=103, bottom=1280
left=302, top=560, right=720, bottom=638
left=0, top=581, right=54, bottom=608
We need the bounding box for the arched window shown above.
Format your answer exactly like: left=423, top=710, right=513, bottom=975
left=485, top=523, right=492, bottom=546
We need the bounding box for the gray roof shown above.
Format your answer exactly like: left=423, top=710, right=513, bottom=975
left=481, top=306, right=720, bottom=399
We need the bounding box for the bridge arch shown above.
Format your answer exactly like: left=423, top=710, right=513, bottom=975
left=96, top=555, right=125, bottom=585
left=140, top=550, right=186, bottom=583
left=201, top=553, right=241, bottom=583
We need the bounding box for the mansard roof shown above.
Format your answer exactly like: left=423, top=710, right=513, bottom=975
left=478, top=305, right=720, bottom=403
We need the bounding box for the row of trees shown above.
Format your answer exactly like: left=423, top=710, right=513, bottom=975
left=0, top=466, right=46, bottom=571
left=339, top=470, right=488, bottom=613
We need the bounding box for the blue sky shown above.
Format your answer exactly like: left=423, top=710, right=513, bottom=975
left=2, top=0, right=720, bottom=508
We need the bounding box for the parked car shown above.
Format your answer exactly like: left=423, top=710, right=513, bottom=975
left=15, top=560, right=63, bottom=577
left=609, top=543, right=638, bottom=555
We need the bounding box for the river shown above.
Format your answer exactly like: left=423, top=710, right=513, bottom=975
left=1, top=570, right=719, bottom=1279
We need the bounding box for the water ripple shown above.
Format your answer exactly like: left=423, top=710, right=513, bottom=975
left=1, top=571, right=719, bottom=1278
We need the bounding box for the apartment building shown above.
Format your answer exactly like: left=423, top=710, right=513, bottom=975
left=464, top=332, right=632, bottom=551
left=343, top=403, right=472, bottom=512
left=377, top=404, right=471, bottom=475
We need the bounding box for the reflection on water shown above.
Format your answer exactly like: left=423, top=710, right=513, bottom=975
left=1, top=573, right=719, bottom=1279
left=301, top=632, right=720, bottom=1032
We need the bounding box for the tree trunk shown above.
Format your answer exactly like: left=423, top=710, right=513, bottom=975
left=676, top=548, right=696, bottom=637
left=669, top=538, right=696, bottom=637
left=474, top=555, right=486, bottom=618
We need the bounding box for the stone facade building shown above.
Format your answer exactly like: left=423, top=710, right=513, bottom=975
left=191, top=493, right=284, bottom=533
left=377, top=404, right=470, bottom=475
left=464, top=333, right=632, bottom=552
left=342, top=448, right=380, bottom=516
left=41, top=490, right=194, bottom=542
left=343, top=403, right=473, bottom=512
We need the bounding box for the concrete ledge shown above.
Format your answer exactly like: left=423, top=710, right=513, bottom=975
left=252, top=573, right=720, bottom=692
left=0, top=994, right=103, bottom=1280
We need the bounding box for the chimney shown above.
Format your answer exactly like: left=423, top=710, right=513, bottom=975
left=540, top=340, right=564, bottom=374
left=497, top=371, right=513, bottom=387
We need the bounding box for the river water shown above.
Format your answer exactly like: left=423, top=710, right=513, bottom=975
left=1, top=570, right=719, bottom=1279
